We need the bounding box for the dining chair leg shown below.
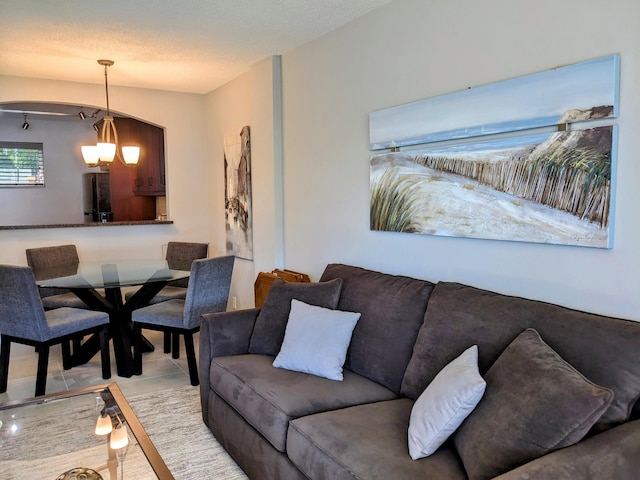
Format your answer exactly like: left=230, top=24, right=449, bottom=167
left=163, top=332, right=171, bottom=354
left=61, top=341, right=72, bottom=370
left=73, top=336, right=83, bottom=354
left=0, top=336, right=11, bottom=393
left=172, top=332, right=180, bottom=359
left=99, top=327, right=112, bottom=380
left=184, top=332, right=199, bottom=386
left=132, top=324, right=143, bottom=376
left=35, top=344, right=50, bottom=396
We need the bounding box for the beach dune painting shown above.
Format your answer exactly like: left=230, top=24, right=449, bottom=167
left=369, top=55, right=619, bottom=248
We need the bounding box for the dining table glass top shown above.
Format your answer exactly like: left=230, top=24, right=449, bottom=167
left=35, top=259, right=190, bottom=289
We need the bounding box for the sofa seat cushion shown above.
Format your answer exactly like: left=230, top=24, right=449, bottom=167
left=287, top=398, right=468, bottom=480
left=210, top=354, right=398, bottom=452
left=402, top=281, right=640, bottom=430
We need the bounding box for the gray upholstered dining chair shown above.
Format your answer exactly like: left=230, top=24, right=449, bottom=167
left=0, top=265, right=111, bottom=397
left=25, top=244, right=88, bottom=310
left=125, top=241, right=209, bottom=305
left=125, top=241, right=208, bottom=358
left=131, top=255, right=234, bottom=386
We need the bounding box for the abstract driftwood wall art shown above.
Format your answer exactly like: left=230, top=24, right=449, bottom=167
left=224, top=125, right=253, bottom=259
left=369, top=55, right=620, bottom=248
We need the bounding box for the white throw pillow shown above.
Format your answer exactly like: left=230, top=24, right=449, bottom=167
left=408, top=345, right=486, bottom=460
left=272, top=299, right=360, bottom=381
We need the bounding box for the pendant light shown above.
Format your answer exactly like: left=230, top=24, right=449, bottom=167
left=109, top=417, right=129, bottom=450
left=82, top=59, right=140, bottom=167
left=95, top=410, right=113, bottom=435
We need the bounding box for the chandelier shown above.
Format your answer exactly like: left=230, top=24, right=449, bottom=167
left=81, top=60, right=139, bottom=167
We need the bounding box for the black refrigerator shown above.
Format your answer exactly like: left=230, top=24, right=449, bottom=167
left=82, top=172, right=113, bottom=222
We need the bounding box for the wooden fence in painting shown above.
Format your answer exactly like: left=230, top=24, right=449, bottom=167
left=413, top=153, right=611, bottom=227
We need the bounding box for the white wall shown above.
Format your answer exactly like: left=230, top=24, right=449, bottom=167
left=279, top=0, right=640, bottom=320
left=0, top=75, right=212, bottom=264
left=2, top=0, right=638, bottom=321
left=205, top=57, right=279, bottom=310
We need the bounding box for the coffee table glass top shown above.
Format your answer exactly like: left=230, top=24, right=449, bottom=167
left=35, top=259, right=190, bottom=289
left=0, top=383, right=173, bottom=479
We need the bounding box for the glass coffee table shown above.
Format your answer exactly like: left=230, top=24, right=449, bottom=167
left=0, top=383, right=173, bottom=479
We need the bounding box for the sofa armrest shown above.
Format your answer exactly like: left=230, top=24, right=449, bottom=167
left=199, top=308, right=260, bottom=425
left=493, top=419, right=640, bottom=480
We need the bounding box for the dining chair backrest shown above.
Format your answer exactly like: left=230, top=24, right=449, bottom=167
left=25, top=245, right=80, bottom=270
left=166, top=242, right=209, bottom=288
left=182, top=256, right=235, bottom=329
left=26, top=244, right=80, bottom=298
left=0, top=265, right=49, bottom=342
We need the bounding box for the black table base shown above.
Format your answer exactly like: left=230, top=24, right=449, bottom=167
left=69, top=281, right=168, bottom=377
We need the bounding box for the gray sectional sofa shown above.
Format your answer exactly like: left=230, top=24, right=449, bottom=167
left=199, top=263, right=640, bottom=479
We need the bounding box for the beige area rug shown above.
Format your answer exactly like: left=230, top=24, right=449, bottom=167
left=128, top=385, right=248, bottom=480
left=0, top=386, right=248, bottom=480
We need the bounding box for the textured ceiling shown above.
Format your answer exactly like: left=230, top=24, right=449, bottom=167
left=0, top=0, right=391, bottom=94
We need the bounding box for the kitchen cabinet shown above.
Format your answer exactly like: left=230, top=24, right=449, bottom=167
left=96, top=116, right=165, bottom=221
left=108, top=158, right=156, bottom=221
left=115, top=117, right=166, bottom=195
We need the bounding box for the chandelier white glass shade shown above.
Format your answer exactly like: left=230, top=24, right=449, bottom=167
left=110, top=421, right=129, bottom=450
left=121, top=146, right=140, bottom=165
left=82, top=59, right=139, bottom=167
left=81, top=145, right=100, bottom=166
left=95, top=411, right=113, bottom=435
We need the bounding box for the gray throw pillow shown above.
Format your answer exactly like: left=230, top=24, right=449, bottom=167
left=453, top=328, right=613, bottom=480
left=249, top=278, right=343, bottom=355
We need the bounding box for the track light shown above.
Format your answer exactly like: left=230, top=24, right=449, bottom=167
left=78, top=108, right=86, bottom=120
left=22, top=113, right=29, bottom=130
left=93, top=123, right=99, bottom=132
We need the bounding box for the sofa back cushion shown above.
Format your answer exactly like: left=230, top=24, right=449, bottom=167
left=401, top=282, right=640, bottom=431
left=249, top=278, right=343, bottom=355
left=320, top=264, right=435, bottom=394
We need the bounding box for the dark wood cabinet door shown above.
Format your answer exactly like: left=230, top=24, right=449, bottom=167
left=109, top=158, right=156, bottom=221
left=115, top=117, right=166, bottom=196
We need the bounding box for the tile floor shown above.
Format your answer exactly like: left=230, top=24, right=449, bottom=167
left=0, top=330, right=199, bottom=403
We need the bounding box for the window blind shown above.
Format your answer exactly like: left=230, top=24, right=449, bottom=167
left=0, top=142, right=44, bottom=186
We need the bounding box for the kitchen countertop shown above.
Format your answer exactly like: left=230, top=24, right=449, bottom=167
left=0, top=220, right=173, bottom=230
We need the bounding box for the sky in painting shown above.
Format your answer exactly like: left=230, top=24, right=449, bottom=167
left=369, top=55, right=619, bottom=149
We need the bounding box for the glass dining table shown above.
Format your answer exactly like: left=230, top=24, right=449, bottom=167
left=35, top=259, right=190, bottom=378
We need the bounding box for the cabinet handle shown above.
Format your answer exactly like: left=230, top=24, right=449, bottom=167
left=147, top=177, right=153, bottom=186
left=135, top=178, right=142, bottom=187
